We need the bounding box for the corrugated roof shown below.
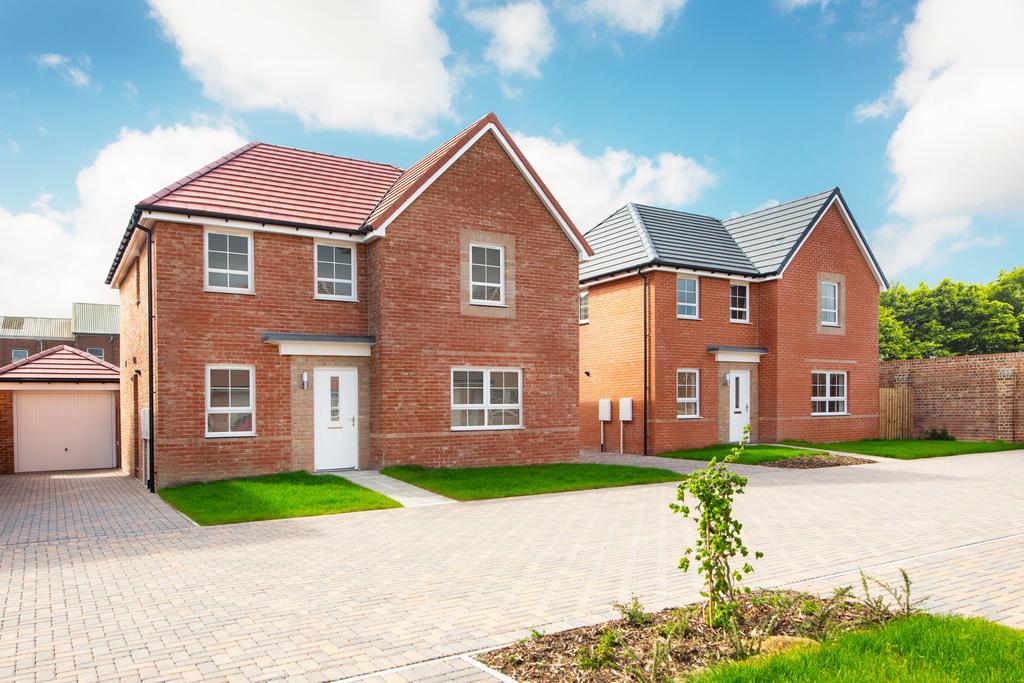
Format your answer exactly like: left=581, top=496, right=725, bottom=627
left=0, top=345, right=119, bottom=382
left=0, top=316, right=73, bottom=340
left=722, top=189, right=835, bottom=274
left=71, top=303, right=119, bottom=335
left=580, top=188, right=858, bottom=283
left=139, top=142, right=404, bottom=231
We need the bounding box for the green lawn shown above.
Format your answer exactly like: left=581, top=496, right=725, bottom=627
left=380, top=463, right=684, bottom=501
left=690, top=614, right=1024, bottom=682
left=158, top=471, right=401, bottom=525
left=785, top=439, right=1024, bottom=459
left=658, top=443, right=825, bottom=465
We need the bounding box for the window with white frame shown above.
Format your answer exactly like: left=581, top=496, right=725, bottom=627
left=86, top=347, right=105, bottom=360
left=206, top=365, right=255, bottom=436
left=676, top=369, right=700, bottom=417
left=451, top=368, right=522, bottom=429
left=315, top=243, right=356, bottom=300
left=820, top=281, right=840, bottom=326
left=469, top=244, right=505, bottom=305
left=11, top=349, right=28, bottom=363
left=677, top=277, right=699, bottom=318
left=812, top=371, right=847, bottom=415
left=729, top=283, right=749, bottom=322
left=579, top=291, right=589, bottom=324
left=206, top=231, right=252, bottom=292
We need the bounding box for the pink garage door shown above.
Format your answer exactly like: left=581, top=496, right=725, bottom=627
left=14, top=391, right=116, bottom=472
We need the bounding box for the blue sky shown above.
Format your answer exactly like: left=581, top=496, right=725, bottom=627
left=2, top=0, right=1022, bottom=315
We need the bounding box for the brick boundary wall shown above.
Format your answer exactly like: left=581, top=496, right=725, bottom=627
left=881, top=352, right=1024, bottom=442
left=0, top=391, right=12, bottom=474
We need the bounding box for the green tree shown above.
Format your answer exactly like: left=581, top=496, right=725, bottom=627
left=879, top=306, right=917, bottom=360
left=989, top=267, right=1024, bottom=344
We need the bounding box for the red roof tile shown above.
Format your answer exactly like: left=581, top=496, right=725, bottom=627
left=140, top=143, right=404, bottom=231
left=0, top=346, right=120, bottom=383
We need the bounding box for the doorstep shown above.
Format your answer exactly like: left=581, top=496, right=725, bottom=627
left=330, top=470, right=455, bottom=507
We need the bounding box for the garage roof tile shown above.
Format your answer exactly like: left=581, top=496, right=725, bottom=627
left=0, top=345, right=120, bottom=382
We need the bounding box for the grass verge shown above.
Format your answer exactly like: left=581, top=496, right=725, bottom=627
left=692, top=613, right=1024, bottom=682
left=380, top=463, right=684, bottom=501
left=658, top=443, right=826, bottom=465
left=784, top=439, right=1024, bottom=459
left=158, top=471, right=401, bottom=525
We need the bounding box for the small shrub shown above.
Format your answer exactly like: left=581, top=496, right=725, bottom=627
left=576, top=628, right=622, bottom=670
left=614, top=595, right=653, bottom=627
left=529, top=628, right=545, bottom=639
left=862, top=568, right=926, bottom=618
left=921, top=427, right=955, bottom=441
left=658, top=611, right=691, bottom=640
left=671, top=426, right=763, bottom=629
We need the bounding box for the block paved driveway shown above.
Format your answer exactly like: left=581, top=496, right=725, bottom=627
left=1, top=451, right=1022, bottom=682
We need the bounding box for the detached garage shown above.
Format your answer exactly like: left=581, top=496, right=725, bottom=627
left=0, top=346, right=119, bottom=474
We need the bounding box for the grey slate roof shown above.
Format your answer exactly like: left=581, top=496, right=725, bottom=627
left=0, top=316, right=73, bottom=340
left=722, top=189, right=834, bottom=274
left=71, top=303, right=119, bottom=335
left=579, top=187, right=886, bottom=287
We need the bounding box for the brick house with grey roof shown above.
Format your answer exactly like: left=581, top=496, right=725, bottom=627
left=578, top=188, right=887, bottom=455
left=107, top=113, right=591, bottom=489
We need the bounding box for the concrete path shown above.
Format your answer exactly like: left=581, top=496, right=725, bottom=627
left=329, top=470, right=454, bottom=507
left=1, top=451, right=1022, bottom=682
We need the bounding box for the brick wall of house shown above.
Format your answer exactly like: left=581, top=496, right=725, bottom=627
left=74, top=334, right=120, bottom=366
left=369, top=131, right=580, bottom=467
left=147, top=221, right=369, bottom=487
left=0, top=391, right=12, bottom=474
left=881, top=353, right=1024, bottom=442
left=763, top=204, right=881, bottom=443
left=579, top=276, right=646, bottom=454
left=0, top=338, right=68, bottom=365
left=119, top=246, right=151, bottom=480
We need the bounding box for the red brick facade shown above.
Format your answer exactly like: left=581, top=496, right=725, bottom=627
left=0, top=391, right=12, bottom=474
left=117, top=131, right=581, bottom=487
left=881, top=353, right=1024, bottom=442
left=581, top=203, right=881, bottom=453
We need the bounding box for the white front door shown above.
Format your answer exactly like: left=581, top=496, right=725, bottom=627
left=728, top=370, right=751, bottom=443
left=15, top=391, right=117, bottom=472
left=313, top=368, right=359, bottom=470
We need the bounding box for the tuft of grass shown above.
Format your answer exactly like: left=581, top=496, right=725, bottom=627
left=380, top=463, right=684, bottom=501
left=158, top=471, right=401, bottom=525
left=783, top=439, right=1024, bottom=459
left=690, top=614, right=1024, bottom=682
left=658, top=444, right=824, bottom=466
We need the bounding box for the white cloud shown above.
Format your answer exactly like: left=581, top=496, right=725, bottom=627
left=0, top=124, right=246, bottom=317
left=4, top=139, right=18, bottom=154
left=513, top=132, right=716, bottom=230
left=570, top=0, right=688, bottom=36
left=776, top=0, right=830, bottom=12
left=34, top=53, right=91, bottom=88
left=465, top=1, right=555, bottom=78
left=864, top=0, right=1024, bottom=275
left=147, top=0, right=454, bottom=138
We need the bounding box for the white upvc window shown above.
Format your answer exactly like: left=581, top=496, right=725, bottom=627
left=315, top=242, right=357, bottom=301
left=579, top=291, right=589, bottom=324
left=11, top=349, right=29, bottom=363
left=451, top=368, right=522, bottom=430
left=86, top=347, right=105, bottom=360
left=729, top=283, right=749, bottom=322
left=206, top=364, right=256, bottom=437
left=676, top=369, right=700, bottom=418
left=469, top=243, right=505, bottom=305
left=812, top=371, right=848, bottom=415
left=205, top=228, right=253, bottom=293
left=677, top=276, right=699, bottom=319
left=821, top=281, right=840, bottom=326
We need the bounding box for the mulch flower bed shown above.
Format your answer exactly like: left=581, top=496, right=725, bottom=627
left=478, top=590, right=893, bottom=682
left=761, top=453, right=874, bottom=469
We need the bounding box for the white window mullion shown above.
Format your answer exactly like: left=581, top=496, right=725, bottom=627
left=451, top=367, right=522, bottom=430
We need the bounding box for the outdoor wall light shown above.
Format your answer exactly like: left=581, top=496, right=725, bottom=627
left=301, top=371, right=309, bottom=390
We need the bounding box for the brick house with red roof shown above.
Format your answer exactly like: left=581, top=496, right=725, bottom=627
left=578, top=189, right=887, bottom=455
left=106, top=113, right=591, bottom=489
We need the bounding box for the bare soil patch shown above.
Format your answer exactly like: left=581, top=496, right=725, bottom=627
left=760, top=453, right=873, bottom=469
left=478, top=590, right=890, bottom=682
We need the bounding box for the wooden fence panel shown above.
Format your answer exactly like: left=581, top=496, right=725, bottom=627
left=879, top=387, right=913, bottom=439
